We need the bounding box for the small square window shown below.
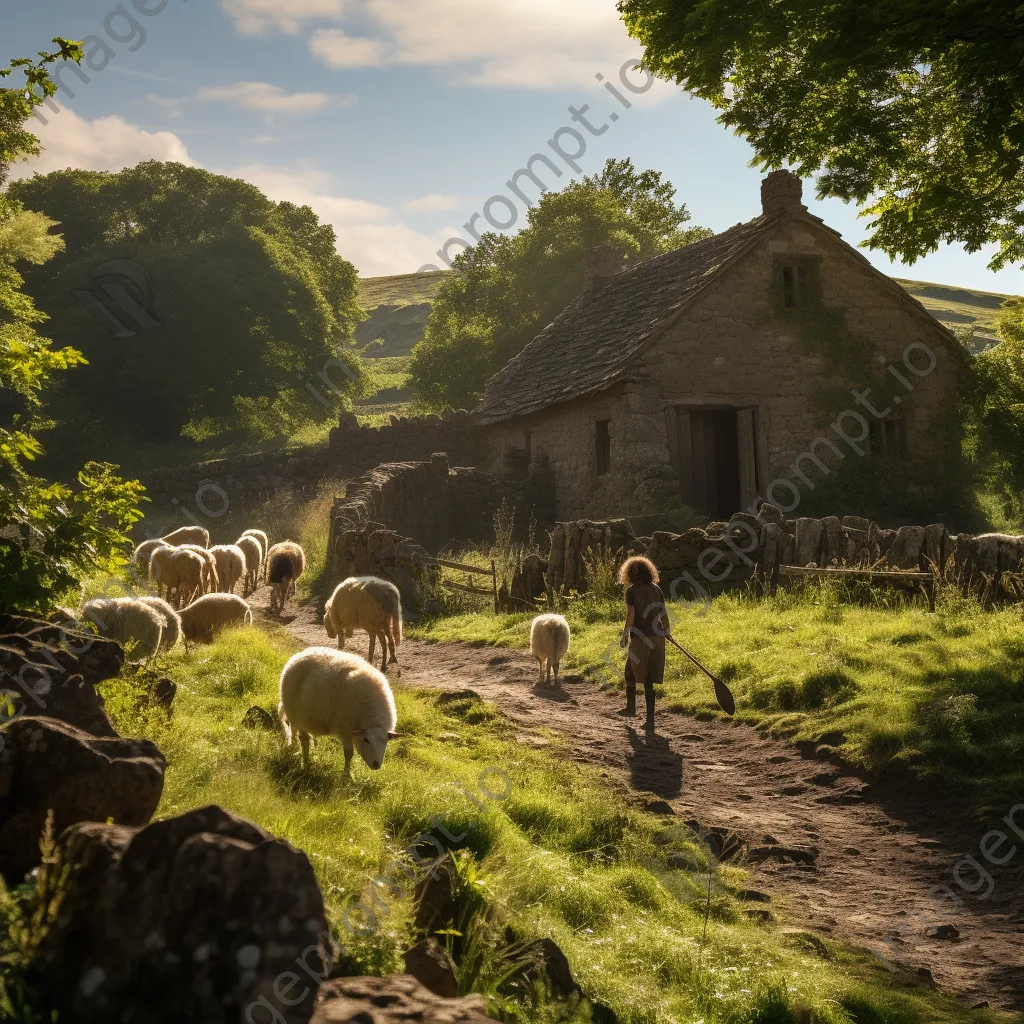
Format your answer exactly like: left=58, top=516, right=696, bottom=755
left=869, top=417, right=905, bottom=460
left=595, top=420, right=611, bottom=475
left=782, top=264, right=808, bottom=307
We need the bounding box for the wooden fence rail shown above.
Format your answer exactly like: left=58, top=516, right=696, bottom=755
left=777, top=564, right=937, bottom=611
left=429, top=556, right=499, bottom=613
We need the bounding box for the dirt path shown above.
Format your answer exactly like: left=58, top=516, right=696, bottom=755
left=259, top=592, right=1024, bottom=1014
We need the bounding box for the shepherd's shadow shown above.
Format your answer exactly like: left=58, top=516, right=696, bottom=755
left=625, top=725, right=683, bottom=799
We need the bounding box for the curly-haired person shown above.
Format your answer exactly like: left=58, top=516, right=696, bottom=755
left=617, top=555, right=670, bottom=732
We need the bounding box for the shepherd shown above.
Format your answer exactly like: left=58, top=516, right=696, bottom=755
left=617, top=555, right=670, bottom=732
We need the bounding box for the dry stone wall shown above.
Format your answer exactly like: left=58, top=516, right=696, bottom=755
left=137, top=411, right=487, bottom=515
left=548, top=505, right=1024, bottom=601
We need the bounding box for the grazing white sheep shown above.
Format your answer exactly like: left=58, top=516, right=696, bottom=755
left=530, top=613, right=570, bottom=686
left=130, top=539, right=170, bottom=578
left=179, top=543, right=220, bottom=594
left=138, top=595, right=182, bottom=651
left=278, top=646, right=402, bottom=774
left=83, top=597, right=164, bottom=663
left=267, top=541, right=306, bottom=614
left=150, top=547, right=205, bottom=609
left=210, top=544, right=247, bottom=594
left=235, top=535, right=262, bottom=595
left=178, top=593, right=253, bottom=643
left=240, top=529, right=268, bottom=580
left=162, top=526, right=209, bottom=548
left=323, top=576, right=402, bottom=672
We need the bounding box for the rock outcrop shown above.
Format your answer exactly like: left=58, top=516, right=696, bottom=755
left=0, top=717, right=165, bottom=882
left=312, top=975, right=497, bottom=1023
left=46, top=805, right=328, bottom=1024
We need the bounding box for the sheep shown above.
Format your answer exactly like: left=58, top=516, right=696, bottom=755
left=240, top=529, right=269, bottom=580
left=235, top=535, right=262, bottom=596
left=323, top=576, right=402, bottom=672
left=178, top=593, right=253, bottom=643
left=150, top=546, right=205, bottom=609
left=82, top=597, right=164, bottom=663
left=138, top=595, right=182, bottom=650
left=162, top=526, right=210, bottom=548
left=179, top=543, right=220, bottom=595
left=267, top=541, right=306, bottom=614
left=210, top=544, right=247, bottom=594
left=130, top=538, right=170, bottom=578
left=530, top=613, right=570, bottom=686
left=278, top=646, right=402, bottom=774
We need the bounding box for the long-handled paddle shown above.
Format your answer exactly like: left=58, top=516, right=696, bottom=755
left=666, top=635, right=735, bottom=716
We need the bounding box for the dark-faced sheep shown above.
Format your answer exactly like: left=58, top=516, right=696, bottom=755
left=267, top=541, right=306, bottom=614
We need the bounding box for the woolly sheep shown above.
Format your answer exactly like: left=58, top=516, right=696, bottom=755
left=150, top=546, right=205, bottom=609
left=267, top=540, right=306, bottom=614
left=83, top=597, right=164, bottom=663
left=178, top=593, right=253, bottom=643
left=324, top=576, right=402, bottom=672
left=138, top=595, right=182, bottom=650
left=179, top=543, right=220, bottom=595
left=210, top=544, right=247, bottom=595
left=162, top=526, right=209, bottom=548
left=240, top=529, right=269, bottom=580
left=278, top=646, right=402, bottom=774
left=131, top=539, right=170, bottom=578
left=235, top=535, right=262, bottom=595
left=530, top=613, right=570, bottom=686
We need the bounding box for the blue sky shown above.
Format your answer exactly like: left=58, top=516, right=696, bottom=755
left=5, top=0, right=1022, bottom=292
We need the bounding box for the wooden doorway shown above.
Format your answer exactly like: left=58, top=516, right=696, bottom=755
left=673, top=407, right=758, bottom=518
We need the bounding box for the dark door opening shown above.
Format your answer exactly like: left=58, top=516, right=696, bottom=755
left=675, top=407, right=756, bottom=518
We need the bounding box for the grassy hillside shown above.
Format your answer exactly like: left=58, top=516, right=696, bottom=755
left=358, top=271, right=452, bottom=309
left=895, top=279, right=1016, bottom=346
left=85, top=623, right=1005, bottom=1024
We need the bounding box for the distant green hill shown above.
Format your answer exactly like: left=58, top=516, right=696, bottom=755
left=894, top=278, right=1016, bottom=345
left=357, top=271, right=452, bottom=309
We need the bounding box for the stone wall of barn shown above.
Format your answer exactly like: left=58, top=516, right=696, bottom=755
left=482, top=209, right=965, bottom=521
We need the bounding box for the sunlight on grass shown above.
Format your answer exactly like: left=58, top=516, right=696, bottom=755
left=95, top=623, right=1008, bottom=1024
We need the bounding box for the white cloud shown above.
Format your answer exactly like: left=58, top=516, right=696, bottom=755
left=9, top=107, right=193, bottom=179
left=403, top=193, right=463, bottom=213
left=310, top=29, right=387, bottom=68
left=196, top=81, right=354, bottom=115
left=298, top=0, right=648, bottom=89
left=230, top=163, right=454, bottom=276
left=220, top=0, right=345, bottom=35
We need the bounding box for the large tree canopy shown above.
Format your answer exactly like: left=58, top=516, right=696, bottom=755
left=10, top=162, right=363, bottom=455
left=1, top=46, right=144, bottom=614
left=409, top=158, right=710, bottom=410
left=619, top=0, right=1024, bottom=269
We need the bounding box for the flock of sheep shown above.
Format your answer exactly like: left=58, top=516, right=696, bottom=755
left=68, top=523, right=573, bottom=780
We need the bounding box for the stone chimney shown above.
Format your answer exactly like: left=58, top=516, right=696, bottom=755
left=583, top=244, right=622, bottom=291
left=760, top=169, right=806, bottom=216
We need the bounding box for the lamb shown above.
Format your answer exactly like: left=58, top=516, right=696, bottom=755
left=323, top=576, right=402, bottom=672
left=138, top=595, right=182, bottom=650
left=240, top=529, right=269, bottom=581
left=278, top=646, right=402, bottom=774
left=530, top=613, right=570, bottom=686
left=235, top=535, right=262, bottom=595
left=178, top=593, right=253, bottom=643
left=162, top=526, right=210, bottom=548
left=150, top=546, right=205, bottom=608
left=83, top=597, right=164, bottom=663
left=179, top=543, right=220, bottom=595
left=210, top=544, right=247, bottom=594
left=267, top=541, right=306, bottom=614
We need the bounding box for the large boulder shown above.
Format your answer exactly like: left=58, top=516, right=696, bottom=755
left=0, top=716, right=165, bottom=882
left=312, top=975, right=497, bottom=1023
left=46, top=805, right=328, bottom=1024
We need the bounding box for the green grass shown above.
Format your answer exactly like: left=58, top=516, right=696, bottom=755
left=353, top=354, right=416, bottom=425
left=412, top=582, right=1024, bottom=821
left=358, top=271, right=451, bottom=309
left=87, top=623, right=1008, bottom=1024
left=896, top=278, right=1017, bottom=343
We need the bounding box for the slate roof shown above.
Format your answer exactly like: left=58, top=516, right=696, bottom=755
left=473, top=215, right=774, bottom=425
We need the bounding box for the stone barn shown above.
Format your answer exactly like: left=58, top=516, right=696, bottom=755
left=475, top=171, right=967, bottom=521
